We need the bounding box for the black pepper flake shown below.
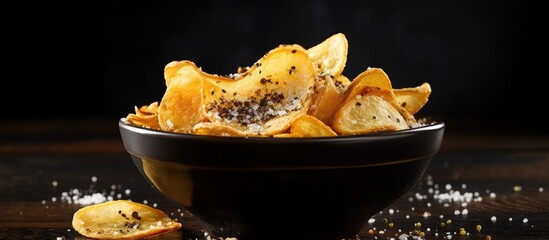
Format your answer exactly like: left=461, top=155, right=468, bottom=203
left=288, top=66, right=296, bottom=75
left=260, top=78, right=267, bottom=84
left=233, top=92, right=237, bottom=96
left=259, top=70, right=261, bottom=74
left=397, top=118, right=401, bottom=123
left=387, top=115, right=391, bottom=119
left=118, top=210, right=121, bottom=214
left=291, top=49, right=297, bottom=53
left=373, top=116, right=377, bottom=119
left=222, top=89, right=226, bottom=93
left=356, top=102, right=362, bottom=106
left=401, top=102, right=407, bottom=107
left=132, top=211, right=142, bottom=220
left=211, top=90, right=215, bottom=95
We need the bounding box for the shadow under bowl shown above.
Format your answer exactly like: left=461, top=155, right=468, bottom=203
left=119, top=120, right=444, bottom=240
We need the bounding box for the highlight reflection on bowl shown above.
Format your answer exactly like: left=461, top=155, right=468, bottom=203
left=119, top=120, right=444, bottom=240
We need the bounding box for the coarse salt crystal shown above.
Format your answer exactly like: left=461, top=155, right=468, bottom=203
left=509, top=217, right=513, bottom=222
left=445, top=184, right=452, bottom=190
left=368, top=218, right=376, bottom=224
left=91, top=176, right=97, bottom=183
left=454, top=210, right=460, bottom=215
left=166, top=119, right=174, bottom=128
left=491, top=216, right=497, bottom=223
left=125, top=189, right=131, bottom=195
left=52, top=181, right=58, bottom=187
left=539, top=187, right=544, bottom=192
left=389, top=209, right=395, bottom=214
left=461, top=209, right=468, bottom=215
left=523, top=218, right=528, bottom=223
left=490, top=192, right=496, bottom=198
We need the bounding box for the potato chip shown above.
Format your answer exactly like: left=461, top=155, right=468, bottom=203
left=72, top=200, right=182, bottom=239
left=192, top=122, right=246, bottom=137
left=394, top=82, right=431, bottom=115
left=201, top=46, right=316, bottom=136
left=125, top=102, right=160, bottom=130
left=342, top=67, right=416, bottom=125
left=332, top=95, right=409, bottom=135
left=308, top=75, right=343, bottom=125
left=306, top=33, right=348, bottom=78
left=158, top=61, right=208, bottom=133
left=290, top=114, right=337, bottom=137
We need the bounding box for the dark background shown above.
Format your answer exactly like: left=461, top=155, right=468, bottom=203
left=4, top=0, right=546, bottom=135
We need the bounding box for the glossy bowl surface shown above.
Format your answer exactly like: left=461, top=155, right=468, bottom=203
left=119, top=120, right=444, bottom=240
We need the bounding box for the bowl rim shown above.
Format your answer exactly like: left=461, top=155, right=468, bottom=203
left=118, top=118, right=444, bottom=143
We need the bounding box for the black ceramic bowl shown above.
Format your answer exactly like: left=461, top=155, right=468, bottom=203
left=119, top=120, right=444, bottom=240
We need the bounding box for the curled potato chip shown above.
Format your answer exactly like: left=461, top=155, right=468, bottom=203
left=306, top=33, right=348, bottom=77
left=332, top=94, right=409, bottom=135
left=394, top=82, right=431, bottom=115
left=289, top=114, right=337, bottom=137
left=192, top=122, right=246, bottom=137
left=342, top=67, right=416, bottom=125
left=308, top=75, right=343, bottom=125
left=201, top=46, right=316, bottom=136
left=72, top=200, right=182, bottom=239
left=125, top=102, right=160, bottom=130
left=158, top=61, right=208, bottom=133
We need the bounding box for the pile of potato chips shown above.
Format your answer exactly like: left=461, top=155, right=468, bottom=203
left=125, top=33, right=431, bottom=137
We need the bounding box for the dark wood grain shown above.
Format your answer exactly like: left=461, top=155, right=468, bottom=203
left=1, top=120, right=548, bottom=239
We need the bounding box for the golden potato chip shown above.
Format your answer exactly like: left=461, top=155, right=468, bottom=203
left=308, top=75, right=343, bottom=125
left=192, top=122, right=246, bottom=137
left=201, top=46, right=316, bottom=136
left=332, top=95, right=409, bottom=135
left=290, top=114, right=337, bottom=137
left=158, top=61, right=208, bottom=133
left=306, top=33, right=348, bottom=77
left=343, top=68, right=416, bottom=125
left=394, top=82, right=431, bottom=115
left=125, top=102, right=160, bottom=130
left=72, top=200, right=182, bottom=240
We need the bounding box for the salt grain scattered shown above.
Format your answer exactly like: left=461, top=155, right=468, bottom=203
left=125, top=189, right=131, bottom=195
left=368, top=218, right=376, bottom=224
left=491, top=216, right=497, bottom=223
left=523, top=218, right=529, bottom=223
left=490, top=192, right=496, bottom=198
left=91, top=176, right=97, bottom=183
left=539, top=187, right=544, bottom=192
left=461, top=209, right=468, bottom=215
left=509, top=217, right=513, bottom=222
left=52, top=181, right=58, bottom=187
left=153, top=203, right=158, bottom=207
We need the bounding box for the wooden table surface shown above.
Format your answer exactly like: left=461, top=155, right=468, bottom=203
left=1, top=119, right=548, bottom=240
